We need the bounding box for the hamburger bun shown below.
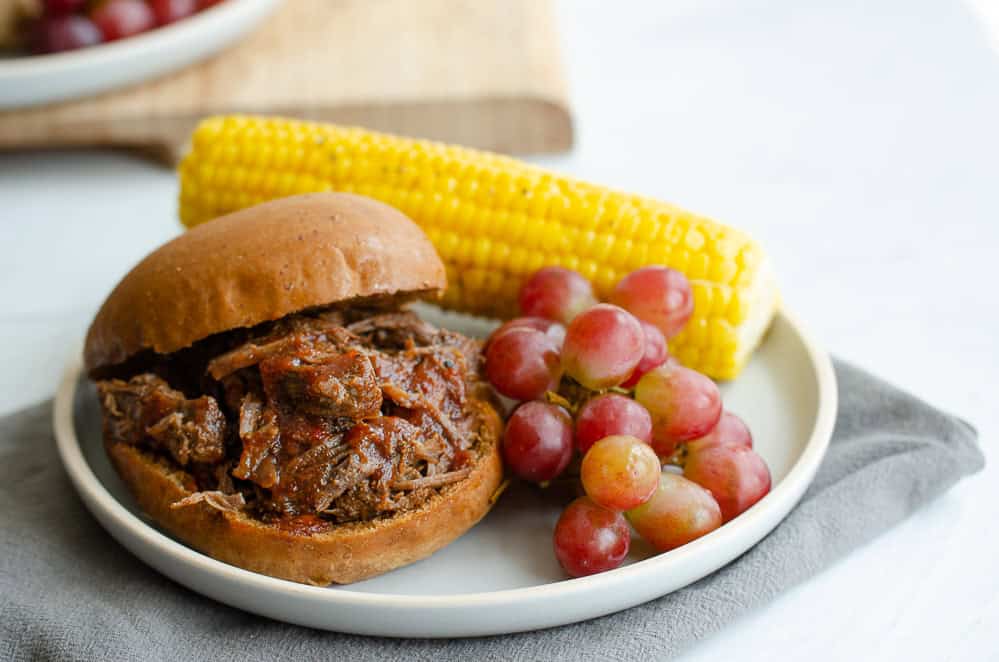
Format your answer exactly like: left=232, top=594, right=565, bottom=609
left=106, top=401, right=502, bottom=585
left=85, top=192, right=446, bottom=374
left=87, top=193, right=503, bottom=585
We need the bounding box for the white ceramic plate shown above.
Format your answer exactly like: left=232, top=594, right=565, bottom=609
left=53, top=307, right=836, bottom=638
left=0, top=0, right=278, bottom=109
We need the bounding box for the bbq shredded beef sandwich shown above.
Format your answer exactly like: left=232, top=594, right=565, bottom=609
left=84, top=193, right=503, bottom=585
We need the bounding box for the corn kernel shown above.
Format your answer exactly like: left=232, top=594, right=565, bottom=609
left=178, top=115, right=778, bottom=379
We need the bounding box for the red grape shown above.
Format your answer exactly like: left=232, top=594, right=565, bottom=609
left=635, top=364, right=722, bottom=457
left=502, top=401, right=574, bottom=482
left=31, top=15, right=102, bottom=53
left=197, top=0, right=223, bottom=8
left=487, top=316, right=565, bottom=349
left=151, top=0, right=198, bottom=24
left=562, top=304, right=644, bottom=389
left=620, top=320, right=669, bottom=388
left=684, top=445, right=771, bottom=521
left=611, top=266, right=694, bottom=338
left=626, top=472, right=722, bottom=551
left=574, top=394, right=652, bottom=454
left=687, top=411, right=753, bottom=454
left=518, top=267, right=596, bottom=324
left=92, top=0, right=156, bottom=41
left=484, top=327, right=561, bottom=401
left=553, top=497, right=630, bottom=577
left=580, top=435, right=660, bottom=511
left=44, top=0, right=87, bottom=14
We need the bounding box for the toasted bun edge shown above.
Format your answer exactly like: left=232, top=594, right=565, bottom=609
left=105, top=400, right=503, bottom=585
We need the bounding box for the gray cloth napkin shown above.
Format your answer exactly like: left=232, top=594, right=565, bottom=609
left=0, top=359, right=983, bottom=661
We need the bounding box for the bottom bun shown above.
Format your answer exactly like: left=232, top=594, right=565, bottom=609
left=107, top=402, right=503, bottom=586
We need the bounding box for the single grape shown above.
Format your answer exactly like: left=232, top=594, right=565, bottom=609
left=611, top=266, right=694, bottom=338
left=553, top=496, right=630, bottom=577
left=518, top=266, right=596, bottom=324
left=635, top=364, right=722, bottom=457
left=626, top=472, right=722, bottom=551
left=91, top=0, right=155, bottom=41
left=562, top=304, right=644, bottom=390
left=621, top=320, right=669, bottom=388
left=687, top=410, right=753, bottom=455
left=150, top=0, right=198, bottom=24
left=43, top=0, right=87, bottom=14
left=684, top=445, right=771, bottom=521
left=574, top=394, right=652, bottom=454
left=502, top=401, right=574, bottom=482
left=30, top=14, right=102, bottom=53
left=487, top=316, right=565, bottom=350
left=485, top=327, right=561, bottom=401
left=581, top=435, right=661, bottom=511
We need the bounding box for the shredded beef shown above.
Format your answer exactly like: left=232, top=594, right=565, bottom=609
left=97, top=374, right=226, bottom=466
left=205, top=320, right=355, bottom=381
left=171, top=490, right=246, bottom=513
left=316, top=417, right=465, bottom=522
left=95, top=308, right=485, bottom=524
left=346, top=311, right=440, bottom=348
left=260, top=350, right=382, bottom=419
left=232, top=392, right=281, bottom=488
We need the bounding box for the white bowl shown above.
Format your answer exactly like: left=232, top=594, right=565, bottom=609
left=53, top=308, right=836, bottom=638
left=0, top=0, right=279, bottom=109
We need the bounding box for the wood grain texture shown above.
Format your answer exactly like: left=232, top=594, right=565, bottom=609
left=0, top=0, right=573, bottom=162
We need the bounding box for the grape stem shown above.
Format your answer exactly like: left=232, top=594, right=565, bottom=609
left=544, top=390, right=576, bottom=412
left=550, top=377, right=632, bottom=414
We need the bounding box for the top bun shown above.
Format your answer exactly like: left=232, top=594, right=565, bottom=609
left=84, top=193, right=446, bottom=373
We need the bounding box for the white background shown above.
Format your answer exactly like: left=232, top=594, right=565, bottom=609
left=2, top=0, right=998, bottom=659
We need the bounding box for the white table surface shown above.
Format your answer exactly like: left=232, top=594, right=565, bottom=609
left=2, top=0, right=997, bottom=659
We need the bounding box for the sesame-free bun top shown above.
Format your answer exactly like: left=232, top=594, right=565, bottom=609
left=84, top=193, right=446, bottom=373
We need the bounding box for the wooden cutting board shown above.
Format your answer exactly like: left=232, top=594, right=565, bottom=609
left=0, top=0, right=572, bottom=163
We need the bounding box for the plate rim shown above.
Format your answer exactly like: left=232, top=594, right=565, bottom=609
left=0, top=0, right=279, bottom=108
left=53, top=308, right=837, bottom=610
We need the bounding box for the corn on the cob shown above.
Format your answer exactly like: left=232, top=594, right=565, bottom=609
left=178, top=115, right=779, bottom=380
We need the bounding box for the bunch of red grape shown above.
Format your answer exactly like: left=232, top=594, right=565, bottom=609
left=27, top=0, right=222, bottom=55
left=486, top=265, right=772, bottom=578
